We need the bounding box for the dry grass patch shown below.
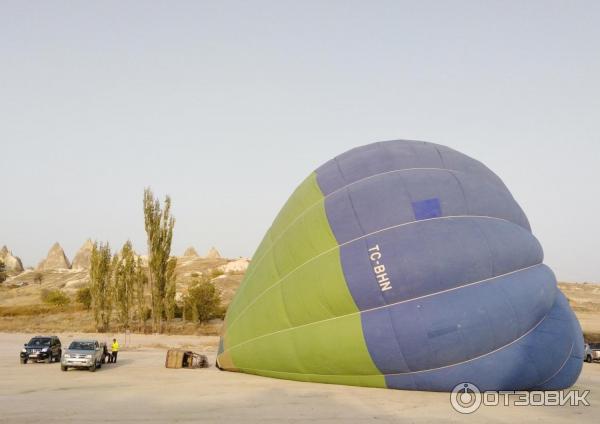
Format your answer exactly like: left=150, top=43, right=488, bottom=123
left=0, top=304, right=80, bottom=317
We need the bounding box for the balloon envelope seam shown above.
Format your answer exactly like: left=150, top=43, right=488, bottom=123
left=223, top=215, right=524, bottom=336
left=227, top=306, right=553, bottom=378
left=534, top=341, right=575, bottom=387
left=221, top=262, right=544, bottom=356
left=240, top=166, right=520, bottom=287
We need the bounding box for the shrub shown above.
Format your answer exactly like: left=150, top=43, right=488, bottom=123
left=209, top=268, right=224, bottom=279
left=41, top=289, right=71, bottom=307
left=213, top=304, right=226, bottom=320
left=76, top=286, right=92, bottom=310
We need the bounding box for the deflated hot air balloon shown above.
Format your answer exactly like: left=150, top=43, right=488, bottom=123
left=217, top=140, right=583, bottom=391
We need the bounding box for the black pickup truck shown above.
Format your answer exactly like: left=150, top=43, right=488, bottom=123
left=20, top=336, right=62, bottom=364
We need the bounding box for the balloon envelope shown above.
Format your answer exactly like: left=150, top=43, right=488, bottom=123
left=217, top=140, right=583, bottom=391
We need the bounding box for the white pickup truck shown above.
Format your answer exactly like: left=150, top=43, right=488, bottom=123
left=61, top=339, right=107, bottom=372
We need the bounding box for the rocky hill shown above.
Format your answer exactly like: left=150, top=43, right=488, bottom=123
left=0, top=246, right=24, bottom=274
left=558, top=282, right=600, bottom=340
left=1, top=245, right=249, bottom=309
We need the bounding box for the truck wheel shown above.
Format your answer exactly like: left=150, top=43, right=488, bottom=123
left=98, top=360, right=102, bottom=369
left=89, top=362, right=96, bottom=372
left=45, top=354, right=52, bottom=364
left=20, top=358, right=27, bottom=364
left=61, top=365, right=68, bottom=371
left=56, top=350, right=61, bottom=361
left=586, top=355, right=593, bottom=363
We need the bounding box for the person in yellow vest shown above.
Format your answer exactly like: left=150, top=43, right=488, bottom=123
left=111, top=338, right=119, bottom=363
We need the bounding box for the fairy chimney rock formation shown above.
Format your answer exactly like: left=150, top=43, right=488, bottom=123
left=37, top=242, right=71, bottom=270
left=205, top=246, right=221, bottom=259
left=72, top=239, right=94, bottom=270
left=183, top=246, right=199, bottom=257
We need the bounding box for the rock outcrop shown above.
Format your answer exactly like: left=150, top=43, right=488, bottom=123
left=220, top=258, right=250, bottom=273
left=37, top=242, right=71, bottom=270
left=0, top=245, right=24, bottom=273
left=183, top=246, right=199, bottom=257
left=205, top=246, right=221, bottom=259
left=72, top=239, right=94, bottom=270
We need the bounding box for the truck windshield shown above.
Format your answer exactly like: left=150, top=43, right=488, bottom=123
left=69, top=341, right=95, bottom=350
left=28, top=338, right=51, bottom=346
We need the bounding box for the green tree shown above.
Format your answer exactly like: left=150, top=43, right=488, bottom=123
left=0, top=259, right=6, bottom=283
left=113, top=241, right=136, bottom=330
left=133, top=256, right=148, bottom=332
left=164, top=257, right=178, bottom=328
left=76, top=286, right=92, bottom=310
left=143, top=188, right=175, bottom=333
left=90, top=241, right=113, bottom=332
left=183, top=278, right=222, bottom=324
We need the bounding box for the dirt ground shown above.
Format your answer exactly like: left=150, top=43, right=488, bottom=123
left=0, top=332, right=598, bottom=423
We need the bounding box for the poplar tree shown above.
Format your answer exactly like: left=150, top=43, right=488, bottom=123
left=0, top=259, right=6, bottom=283
left=143, top=188, right=175, bottom=333
left=89, top=242, right=113, bottom=332
left=164, top=257, right=178, bottom=329
left=133, top=256, right=148, bottom=332
left=113, top=241, right=136, bottom=330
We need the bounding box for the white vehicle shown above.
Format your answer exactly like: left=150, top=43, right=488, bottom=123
left=584, top=343, right=600, bottom=362
left=584, top=343, right=600, bottom=363
left=61, top=339, right=106, bottom=372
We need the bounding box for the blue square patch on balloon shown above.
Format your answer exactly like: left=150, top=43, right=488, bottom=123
left=412, top=198, right=442, bottom=220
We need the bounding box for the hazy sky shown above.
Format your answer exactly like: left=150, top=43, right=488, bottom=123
left=1, top=1, right=599, bottom=282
